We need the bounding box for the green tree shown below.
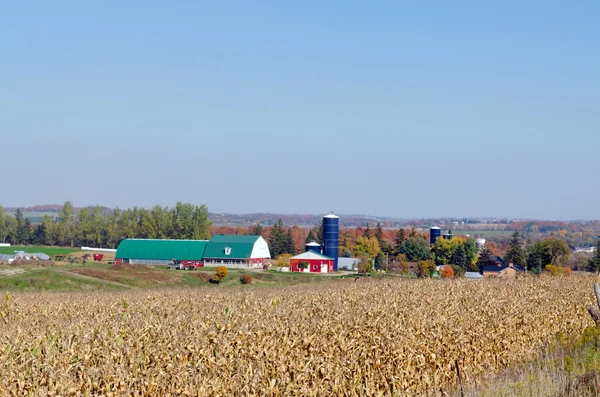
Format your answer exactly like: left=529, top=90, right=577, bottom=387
left=284, top=229, right=296, bottom=255
left=588, top=240, right=600, bottom=272
left=399, top=237, right=430, bottom=262
left=504, top=231, right=526, bottom=267
left=375, top=222, right=383, bottom=244
left=251, top=222, right=264, bottom=237
left=58, top=201, right=76, bottom=246
left=269, top=219, right=286, bottom=258
left=305, top=229, right=315, bottom=244
left=477, top=244, right=495, bottom=274
left=374, top=252, right=386, bottom=271
left=463, top=238, right=478, bottom=266
left=451, top=244, right=467, bottom=270
left=0, top=206, right=7, bottom=243
left=14, top=209, right=31, bottom=245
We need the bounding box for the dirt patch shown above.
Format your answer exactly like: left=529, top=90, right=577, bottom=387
left=1, top=259, right=55, bottom=267
left=0, top=268, right=27, bottom=277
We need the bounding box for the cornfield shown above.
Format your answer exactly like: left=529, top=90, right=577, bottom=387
left=0, top=276, right=595, bottom=396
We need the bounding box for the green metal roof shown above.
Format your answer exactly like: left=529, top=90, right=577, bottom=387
left=115, top=239, right=208, bottom=261
left=203, top=235, right=260, bottom=259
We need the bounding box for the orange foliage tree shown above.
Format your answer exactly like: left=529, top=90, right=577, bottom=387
left=440, top=266, right=454, bottom=279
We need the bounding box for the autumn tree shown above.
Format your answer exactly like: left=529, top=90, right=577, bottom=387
left=399, top=237, right=430, bottom=262
left=431, top=238, right=462, bottom=267
left=364, top=224, right=371, bottom=239
left=440, top=266, right=454, bottom=279
left=415, top=259, right=436, bottom=278
left=504, top=231, right=526, bottom=267
left=395, top=228, right=406, bottom=250
left=215, top=266, right=228, bottom=282
left=352, top=237, right=380, bottom=259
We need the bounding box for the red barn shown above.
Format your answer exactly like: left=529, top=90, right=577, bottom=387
left=289, top=251, right=334, bottom=273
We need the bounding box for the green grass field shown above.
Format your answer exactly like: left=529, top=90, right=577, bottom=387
left=0, top=246, right=81, bottom=256
left=0, top=269, right=122, bottom=291
left=0, top=263, right=344, bottom=291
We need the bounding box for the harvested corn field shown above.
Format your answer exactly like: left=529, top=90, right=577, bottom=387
left=0, top=276, right=596, bottom=396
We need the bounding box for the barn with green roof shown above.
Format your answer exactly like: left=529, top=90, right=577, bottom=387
left=115, top=239, right=208, bottom=265
left=115, top=235, right=271, bottom=269
left=203, top=235, right=271, bottom=268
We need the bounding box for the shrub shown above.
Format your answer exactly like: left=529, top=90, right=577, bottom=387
left=544, top=265, right=572, bottom=276
left=240, top=274, right=252, bottom=284
left=449, top=265, right=465, bottom=278
left=215, top=266, right=228, bottom=281
left=440, top=266, right=454, bottom=279
left=415, top=260, right=436, bottom=278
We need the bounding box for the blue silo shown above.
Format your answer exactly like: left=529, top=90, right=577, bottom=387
left=305, top=241, right=321, bottom=254
left=322, top=213, right=340, bottom=271
left=430, top=227, right=441, bottom=245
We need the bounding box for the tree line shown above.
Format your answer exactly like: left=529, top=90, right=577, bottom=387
left=0, top=202, right=211, bottom=248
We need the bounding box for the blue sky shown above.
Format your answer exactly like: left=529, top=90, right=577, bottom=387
left=1, top=1, right=598, bottom=219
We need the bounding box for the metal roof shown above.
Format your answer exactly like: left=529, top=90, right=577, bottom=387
left=291, top=251, right=333, bottom=260
left=305, top=242, right=321, bottom=246
left=203, top=235, right=261, bottom=259
left=116, top=239, right=208, bottom=260
left=323, top=213, right=339, bottom=219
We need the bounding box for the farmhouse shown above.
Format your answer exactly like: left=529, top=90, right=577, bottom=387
left=482, top=263, right=524, bottom=279
left=289, top=251, right=334, bottom=273
left=115, top=239, right=208, bottom=266
left=202, top=235, right=270, bottom=268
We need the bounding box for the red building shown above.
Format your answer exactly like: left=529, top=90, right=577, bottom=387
left=289, top=251, right=334, bottom=273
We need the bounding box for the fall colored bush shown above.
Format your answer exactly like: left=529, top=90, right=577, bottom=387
left=215, top=266, right=228, bottom=281
left=545, top=265, right=573, bottom=276
left=240, top=274, right=252, bottom=284
left=416, top=259, right=436, bottom=278
left=440, top=266, right=454, bottom=279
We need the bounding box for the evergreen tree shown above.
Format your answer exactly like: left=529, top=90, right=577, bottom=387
left=269, top=219, right=286, bottom=258
left=251, top=222, right=264, bottom=236
left=14, top=209, right=31, bottom=244
left=285, top=229, right=296, bottom=255
left=451, top=244, right=467, bottom=270
left=527, top=244, right=543, bottom=273
left=374, top=252, right=386, bottom=271
left=375, top=222, right=383, bottom=244
left=395, top=228, right=406, bottom=249
left=409, top=227, right=417, bottom=238
left=588, top=239, right=600, bottom=272
left=476, top=244, right=495, bottom=274
left=314, top=225, right=323, bottom=244
left=504, top=231, right=526, bottom=267
left=31, top=223, right=46, bottom=245
left=364, top=223, right=371, bottom=239
left=305, top=229, right=315, bottom=244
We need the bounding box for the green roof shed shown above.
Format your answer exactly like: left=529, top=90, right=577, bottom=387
left=115, top=239, right=208, bottom=261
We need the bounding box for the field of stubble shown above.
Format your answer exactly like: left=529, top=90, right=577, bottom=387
left=0, top=276, right=595, bottom=396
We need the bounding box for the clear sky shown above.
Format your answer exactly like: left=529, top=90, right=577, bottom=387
left=1, top=1, right=598, bottom=220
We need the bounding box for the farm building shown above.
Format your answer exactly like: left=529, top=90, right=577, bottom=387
left=115, top=239, right=208, bottom=266
left=289, top=251, right=334, bottom=273
left=202, top=235, right=270, bottom=268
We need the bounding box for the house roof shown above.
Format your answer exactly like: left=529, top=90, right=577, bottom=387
left=203, top=235, right=261, bottom=259
left=291, top=251, right=333, bottom=260
left=482, top=264, right=525, bottom=273
left=115, top=239, right=208, bottom=261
